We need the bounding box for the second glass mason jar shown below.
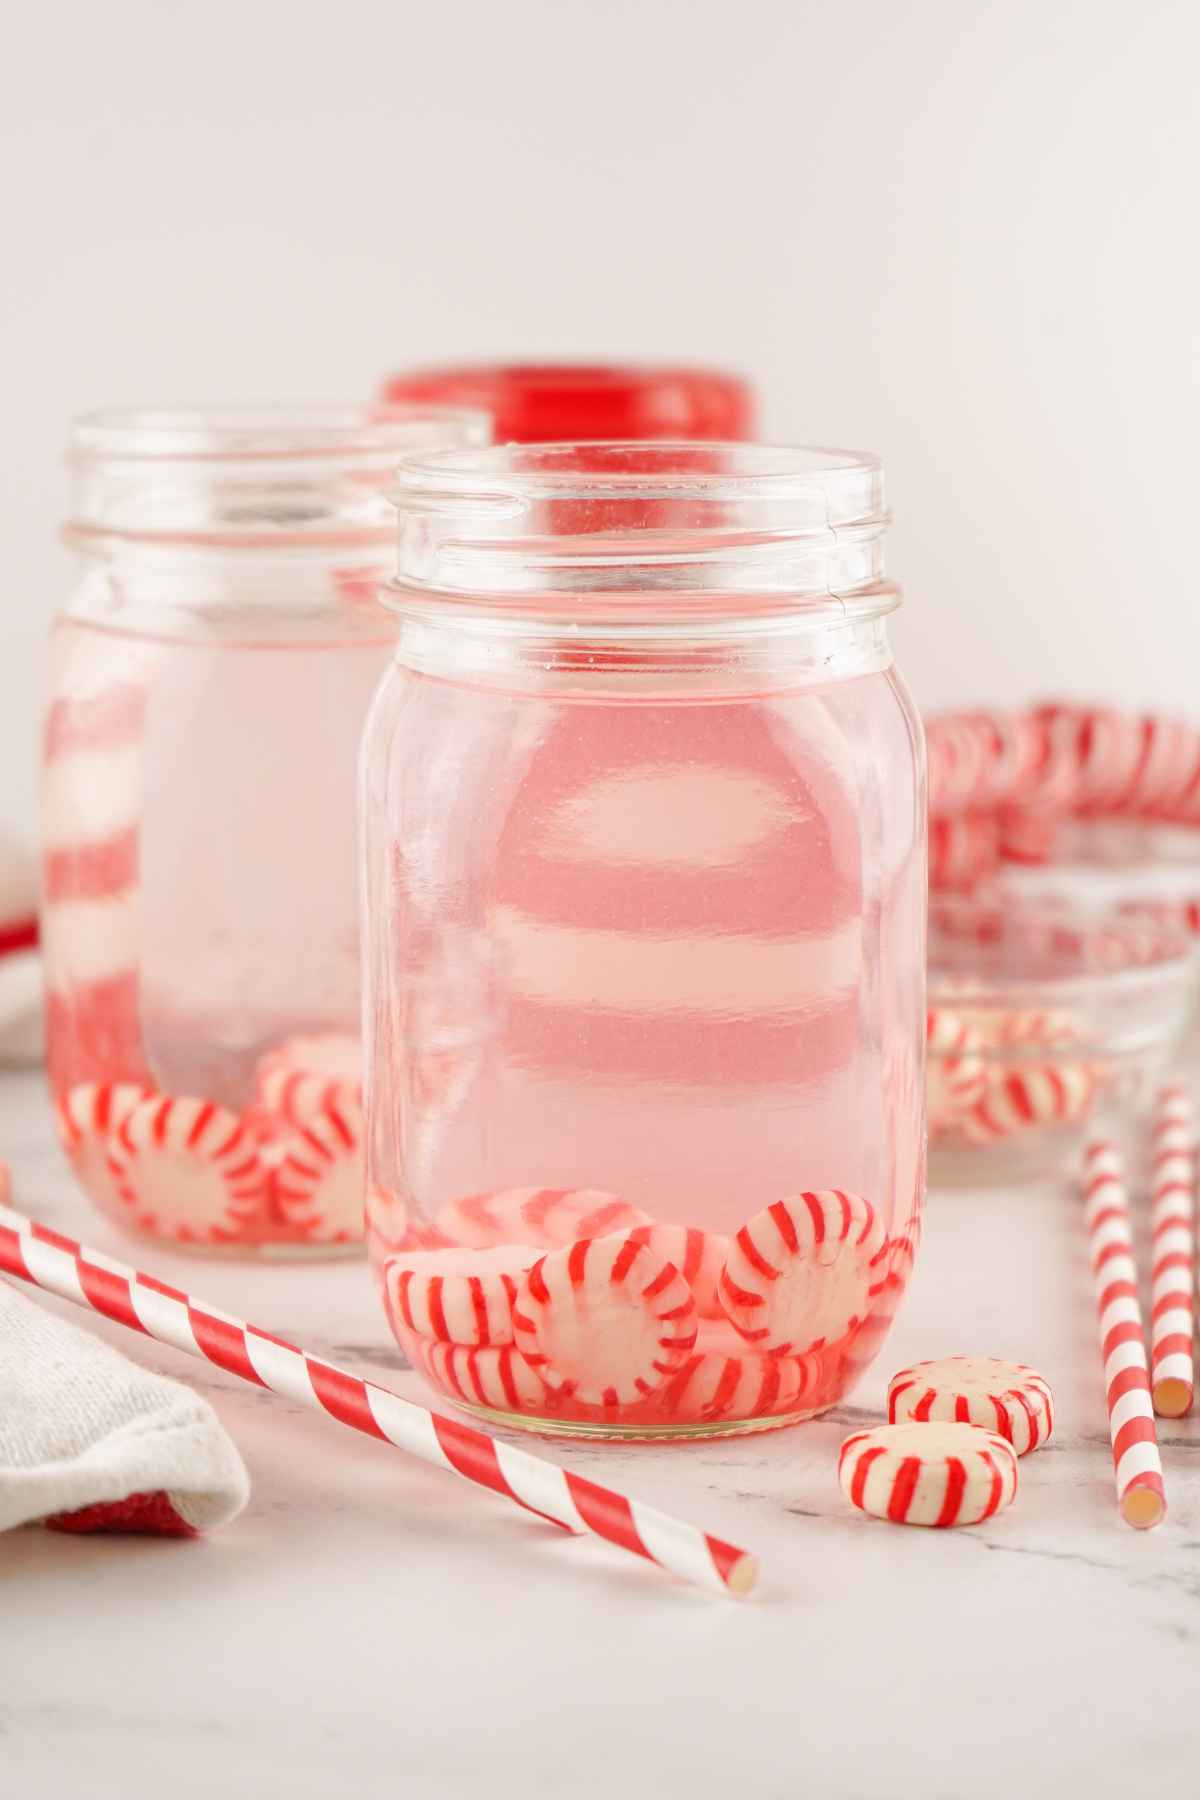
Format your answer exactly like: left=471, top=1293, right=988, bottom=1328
left=44, top=403, right=488, bottom=1255
left=363, top=442, right=926, bottom=1436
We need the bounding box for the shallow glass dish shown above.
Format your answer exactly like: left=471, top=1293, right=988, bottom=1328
left=927, top=890, right=1200, bottom=1185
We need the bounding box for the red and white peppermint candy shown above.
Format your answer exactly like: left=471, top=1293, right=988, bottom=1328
left=960, top=1063, right=1095, bottom=1144
left=839, top=1421, right=1018, bottom=1527
left=989, top=1008, right=1077, bottom=1051
left=653, top=1325, right=822, bottom=1425
left=512, top=1231, right=698, bottom=1407
left=365, top=1181, right=410, bottom=1257
left=718, top=1190, right=888, bottom=1355
left=927, top=702, right=1200, bottom=868
left=410, top=1338, right=552, bottom=1416
left=990, top=711, right=1059, bottom=809
left=926, top=715, right=992, bottom=814
left=255, top=1031, right=363, bottom=1127
left=995, top=803, right=1061, bottom=868
left=436, top=1186, right=651, bottom=1250
left=928, top=812, right=1000, bottom=893
left=1121, top=716, right=1200, bottom=816
left=887, top=1356, right=1054, bottom=1455
left=627, top=1223, right=729, bottom=1319
left=1060, top=706, right=1146, bottom=815
left=272, top=1096, right=365, bottom=1242
left=384, top=1244, right=534, bottom=1347
left=56, top=1081, right=153, bottom=1214
left=107, top=1094, right=268, bottom=1244
left=925, top=1008, right=987, bottom=1127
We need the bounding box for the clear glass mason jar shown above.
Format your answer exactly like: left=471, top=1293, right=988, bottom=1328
left=362, top=442, right=926, bottom=1437
left=43, top=403, right=488, bottom=1255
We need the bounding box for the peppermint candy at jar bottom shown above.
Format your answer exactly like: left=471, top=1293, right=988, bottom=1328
left=272, top=1097, right=365, bottom=1242
left=839, top=1422, right=1018, bottom=1527
left=384, top=1244, right=534, bottom=1347
left=107, top=1093, right=269, bottom=1243
left=887, top=1356, right=1054, bottom=1454
left=512, top=1230, right=698, bottom=1407
left=627, top=1223, right=729, bottom=1319
left=411, top=1338, right=550, bottom=1415
left=56, top=1079, right=153, bottom=1214
left=652, top=1326, right=822, bottom=1425
left=718, top=1190, right=889, bottom=1355
left=255, top=1030, right=363, bottom=1127
left=436, top=1186, right=651, bottom=1250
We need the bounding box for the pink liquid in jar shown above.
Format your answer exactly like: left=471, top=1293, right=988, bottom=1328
left=44, top=402, right=489, bottom=1254
left=363, top=444, right=925, bottom=1436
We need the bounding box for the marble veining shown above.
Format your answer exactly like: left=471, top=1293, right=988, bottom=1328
left=2, top=1069, right=1200, bottom=1799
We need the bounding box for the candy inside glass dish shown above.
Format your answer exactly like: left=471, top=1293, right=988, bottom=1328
left=926, top=702, right=1200, bottom=907
left=927, top=891, right=1200, bottom=1184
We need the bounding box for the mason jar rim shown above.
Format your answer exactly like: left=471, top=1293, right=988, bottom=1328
left=391, top=438, right=883, bottom=505
left=70, top=401, right=490, bottom=465
left=386, top=439, right=891, bottom=604
left=65, top=402, right=492, bottom=552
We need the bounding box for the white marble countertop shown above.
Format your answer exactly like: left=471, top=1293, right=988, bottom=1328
left=2, top=1069, right=1198, bottom=1799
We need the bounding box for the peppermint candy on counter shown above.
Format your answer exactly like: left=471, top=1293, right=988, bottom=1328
left=839, top=1421, right=1018, bottom=1527
left=887, top=1356, right=1054, bottom=1455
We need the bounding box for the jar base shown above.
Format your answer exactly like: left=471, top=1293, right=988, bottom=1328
left=107, top=1224, right=365, bottom=1263
left=433, top=1395, right=836, bottom=1442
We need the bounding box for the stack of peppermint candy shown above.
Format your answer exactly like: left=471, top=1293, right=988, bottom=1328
left=839, top=1356, right=1054, bottom=1528
left=53, top=1031, right=366, bottom=1251
left=925, top=999, right=1101, bottom=1167
left=924, top=734, right=1200, bottom=1176
left=925, top=884, right=1198, bottom=1177
left=927, top=702, right=1200, bottom=898
left=380, top=1183, right=922, bottom=1435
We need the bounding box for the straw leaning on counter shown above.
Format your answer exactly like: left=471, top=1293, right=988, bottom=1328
left=0, top=1204, right=758, bottom=1598
left=1148, top=1086, right=1196, bottom=1419
left=1080, top=1139, right=1167, bottom=1528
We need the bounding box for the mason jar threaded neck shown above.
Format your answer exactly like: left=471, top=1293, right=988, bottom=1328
left=66, top=403, right=490, bottom=551
left=384, top=441, right=894, bottom=618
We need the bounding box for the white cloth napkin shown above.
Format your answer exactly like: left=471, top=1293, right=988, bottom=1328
left=0, top=1278, right=249, bottom=1535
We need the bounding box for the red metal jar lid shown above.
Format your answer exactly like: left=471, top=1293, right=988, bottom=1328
left=378, top=363, right=756, bottom=444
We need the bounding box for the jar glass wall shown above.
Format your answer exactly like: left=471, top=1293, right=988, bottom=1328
left=44, top=403, right=489, bottom=1255
left=362, top=442, right=926, bottom=1437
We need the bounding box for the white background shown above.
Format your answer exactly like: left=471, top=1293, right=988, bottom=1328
left=2, top=0, right=1197, bottom=839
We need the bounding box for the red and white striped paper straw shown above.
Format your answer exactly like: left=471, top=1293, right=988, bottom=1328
left=1081, top=1139, right=1166, bottom=1528
left=1149, top=1085, right=1196, bottom=1419
left=0, top=1205, right=757, bottom=1597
